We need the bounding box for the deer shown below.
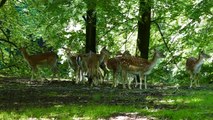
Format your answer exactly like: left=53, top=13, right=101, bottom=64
left=19, top=47, right=59, bottom=81
left=186, top=51, right=210, bottom=88
left=120, top=49, right=165, bottom=89
left=84, top=47, right=111, bottom=86
left=63, top=47, right=82, bottom=83
left=76, top=53, right=92, bottom=83
left=105, top=50, right=132, bottom=87
left=106, top=57, right=121, bottom=87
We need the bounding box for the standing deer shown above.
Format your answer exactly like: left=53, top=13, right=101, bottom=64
left=84, top=47, right=111, bottom=86
left=186, top=51, right=210, bottom=88
left=105, top=50, right=132, bottom=87
left=120, top=49, right=165, bottom=89
left=20, top=47, right=59, bottom=81
left=63, top=47, right=84, bottom=83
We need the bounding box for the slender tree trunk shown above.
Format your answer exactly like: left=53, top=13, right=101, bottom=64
left=85, top=9, right=96, bottom=53
left=137, top=0, right=151, bottom=59
left=0, top=0, right=7, bottom=8
left=84, top=2, right=96, bottom=85
left=136, top=0, right=151, bottom=83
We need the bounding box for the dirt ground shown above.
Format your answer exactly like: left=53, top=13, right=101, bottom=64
left=0, top=77, right=199, bottom=119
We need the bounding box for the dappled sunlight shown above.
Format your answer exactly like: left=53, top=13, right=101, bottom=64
left=146, top=108, right=159, bottom=113
left=108, top=112, right=157, bottom=120
left=157, top=97, right=203, bottom=105
left=1, top=78, right=213, bottom=119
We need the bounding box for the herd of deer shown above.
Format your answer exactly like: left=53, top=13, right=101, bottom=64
left=19, top=47, right=211, bottom=89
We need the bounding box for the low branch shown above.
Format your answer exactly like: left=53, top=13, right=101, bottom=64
left=0, top=27, right=10, bottom=40
left=0, top=38, right=18, bottom=48
left=82, top=15, right=87, bottom=22
left=152, top=21, right=171, bottom=52
left=152, top=20, right=182, bottom=70
left=0, top=0, right=7, bottom=8
left=0, top=64, right=20, bottom=70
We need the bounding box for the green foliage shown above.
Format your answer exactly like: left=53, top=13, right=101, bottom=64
left=0, top=0, right=212, bottom=83
left=1, top=82, right=213, bottom=119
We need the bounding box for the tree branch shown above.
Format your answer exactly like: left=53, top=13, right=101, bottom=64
left=0, top=0, right=7, bottom=8
left=0, top=26, right=18, bottom=48
left=152, top=20, right=182, bottom=70
left=152, top=20, right=171, bottom=52
left=0, top=38, right=18, bottom=48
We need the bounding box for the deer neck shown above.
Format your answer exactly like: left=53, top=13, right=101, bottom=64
left=195, top=55, right=205, bottom=68
left=144, top=54, right=160, bottom=75
left=99, top=53, right=107, bottom=64
left=149, top=54, right=160, bottom=68
left=21, top=49, right=30, bottom=60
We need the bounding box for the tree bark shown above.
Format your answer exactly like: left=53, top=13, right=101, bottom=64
left=137, top=0, right=151, bottom=59
left=85, top=9, right=96, bottom=53
left=136, top=0, right=151, bottom=83
left=84, top=2, right=97, bottom=85
left=0, top=0, right=7, bottom=8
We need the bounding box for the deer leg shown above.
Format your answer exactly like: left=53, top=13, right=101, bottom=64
left=190, top=73, right=194, bottom=88
left=114, top=70, right=122, bottom=88
left=51, top=67, right=58, bottom=81
left=122, top=70, right=126, bottom=89
left=31, top=70, right=35, bottom=81
left=112, top=71, right=116, bottom=87
left=92, top=69, right=99, bottom=86
left=31, top=67, right=39, bottom=81
left=78, top=67, right=83, bottom=83
left=75, top=66, right=79, bottom=83
left=105, top=70, right=109, bottom=81
left=139, top=74, right=143, bottom=89
left=127, top=74, right=132, bottom=89
left=135, top=75, right=138, bottom=88
left=98, top=68, right=104, bottom=84
left=56, top=66, right=60, bottom=81
left=197, top=75, right=200, bottom=87
left=144, top=75, right=147, bottom=89
left=195, top=74, right=200, bottom=87
left=39, top=69, right=46, bottom=81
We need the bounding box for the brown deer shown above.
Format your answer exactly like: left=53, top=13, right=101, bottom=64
left=62, top=47, right=86, bottom=83
left=186, top=51, right=210, bottom=88
left=105, top=50, right=132, bottom=87
left=84, top=47, right=111, bottom=85
left=120, top=49, right=165, bottom=89
left=20, top=47, right=59, bottom=81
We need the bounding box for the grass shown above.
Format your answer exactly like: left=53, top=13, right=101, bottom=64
left=0, top=105, right=142, bottom=119
left=0, top=79, right=213, bottom=120
left=152, top=89, right=213, bottom=119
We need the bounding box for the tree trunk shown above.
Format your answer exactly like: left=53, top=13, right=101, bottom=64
left=85, top=9, right=96, bottom=53
left=137, top=0, right=151, bottom=59
left=84, top=2, right=96, bottom=85
left=0, top=0, right=7, bottom=8
left=136, top=0, right=151, bottom=83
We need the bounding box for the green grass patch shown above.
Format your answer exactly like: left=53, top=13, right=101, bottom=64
left=151, top=89, right=213, bottom=120
left=0, top=104, right=147, bottom=120
left=1, top=79, right=213, bottom=120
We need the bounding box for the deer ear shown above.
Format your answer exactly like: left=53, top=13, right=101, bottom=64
left=200, top=49, right=204, bottom=54
left=153, top=48, right=157, bottom=52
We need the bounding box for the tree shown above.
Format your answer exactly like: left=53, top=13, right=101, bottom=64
left=0, top=0, right=212, bottom=82
left=0, top=0, right=7, bottom=8
left=137, top=0, right=151, bottom=59
left=83, top=1, right=97, bottom=53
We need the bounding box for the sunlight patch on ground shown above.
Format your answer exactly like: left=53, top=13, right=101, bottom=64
left=73, top=116, right=91, bottom=120
left=28, top=118, right=56, bottom=120
left=158, top=97, right=203, bottom=105
left=108, top=112, right=156, bottom=120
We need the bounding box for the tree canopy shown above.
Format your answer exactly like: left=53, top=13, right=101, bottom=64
left=0, top=0, right=212, bottom=83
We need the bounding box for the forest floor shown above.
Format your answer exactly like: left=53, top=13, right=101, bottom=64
left=0, top=77, right=213, bottom=120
